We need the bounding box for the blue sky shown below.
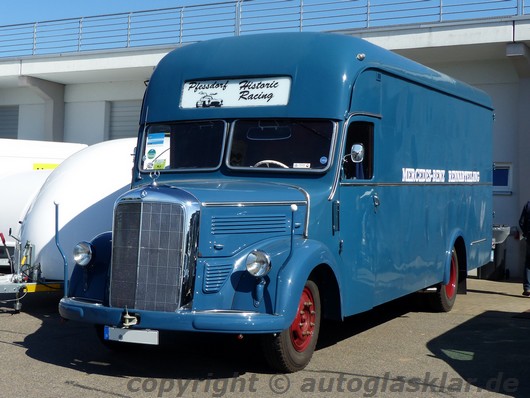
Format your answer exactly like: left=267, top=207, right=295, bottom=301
left=0, top=0, right=224, bottom=26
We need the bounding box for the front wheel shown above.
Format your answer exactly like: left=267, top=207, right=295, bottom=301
left=261, top=280, right=321, bottom=372
left=430, top=248, right=459, bottom=312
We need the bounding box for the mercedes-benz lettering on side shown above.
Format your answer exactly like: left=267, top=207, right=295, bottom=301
left=59, top=32, right=494, bottom=372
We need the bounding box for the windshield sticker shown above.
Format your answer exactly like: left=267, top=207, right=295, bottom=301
left=152, top=159, right=167, bottom=169
left=402, top=168, right=480, bottom=183
left=293, top=163, right=311, bottom=169
left=147, top=132, right=165, bottom=146
left=144, top=133, right=170, bottom=170
left=181, top=77, right=291, bottom=108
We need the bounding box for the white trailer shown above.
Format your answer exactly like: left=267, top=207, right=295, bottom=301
left=0, top=170, right=52, bottom=267
left=0, top=138, right=87, bottom=178
left=1, top=138, right=136, bottom=311
left=0, top=139, right=87, bottom=270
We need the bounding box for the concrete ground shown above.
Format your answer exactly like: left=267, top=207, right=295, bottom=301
left=0, top=278, right=529, bottom=397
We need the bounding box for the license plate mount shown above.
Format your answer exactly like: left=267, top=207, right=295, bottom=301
left=104, top=326, right=159, bottom=345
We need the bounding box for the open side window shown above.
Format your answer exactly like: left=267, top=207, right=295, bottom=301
left=343, top=121, right=374, bottom=180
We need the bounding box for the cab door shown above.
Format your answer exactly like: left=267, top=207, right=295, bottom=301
left=337, top=117, right=378, bottom=315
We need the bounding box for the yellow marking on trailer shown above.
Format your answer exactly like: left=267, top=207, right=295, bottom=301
left=32, top=163, right=59, bottom=170
left=23, top=283, right=63, bottom=293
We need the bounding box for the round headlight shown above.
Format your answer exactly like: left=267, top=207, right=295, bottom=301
left=245, top=250, right=271, bottom=277
left=73, top=241, right=93, bottom=267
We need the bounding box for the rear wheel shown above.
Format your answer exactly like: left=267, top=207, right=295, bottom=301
left=430, top=248, right=459, bottom=312
left=261, top=279, right=321, bottom=372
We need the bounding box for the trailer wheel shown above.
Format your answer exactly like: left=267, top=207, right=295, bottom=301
left=430, top=248, right=459, bottom=312
left=261, top=279, right=321, bottom=372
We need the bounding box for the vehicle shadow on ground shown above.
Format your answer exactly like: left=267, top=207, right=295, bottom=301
left=318, top=287, right=530, bottom=398
left=14, top=291, right=426, bottom=381
left=14, top=289, right=530, bottom=397
left=14, top=293, right=270, bottom=379
left=18, top=297, right=264, bottom=379
left=317, top=292, right=429, bottom=350
left=425, top=309, right=530, bottom=397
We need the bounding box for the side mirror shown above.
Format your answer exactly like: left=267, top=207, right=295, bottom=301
left=350, top=143, right=365, bottom=163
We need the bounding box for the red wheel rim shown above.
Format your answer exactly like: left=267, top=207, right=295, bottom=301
left=290, top=286, right=317, bottom=352
left=445, top=252, right=457, bottom=299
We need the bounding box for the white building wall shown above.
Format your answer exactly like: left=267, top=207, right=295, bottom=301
left=63, top=81, right=146, bottom=144
left=64, top=81, right=146, bottom=103
left=517, top=79, right=530, bottom=223
left=487, top=82, right=522, bottom=278
left=18, top=104, right=46, bottom=140
left=64, top=101, right=109, bottom=145
left=0, top=87, right=38, bottom=106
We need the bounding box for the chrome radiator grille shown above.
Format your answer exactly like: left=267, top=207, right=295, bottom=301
left=109, top=201, right=188, bottom=312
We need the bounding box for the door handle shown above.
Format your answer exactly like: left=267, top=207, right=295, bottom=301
left=372, top=192, right=380, bottom=212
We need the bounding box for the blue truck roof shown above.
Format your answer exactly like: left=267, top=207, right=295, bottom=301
left=142, top=32, right=492, bottom=123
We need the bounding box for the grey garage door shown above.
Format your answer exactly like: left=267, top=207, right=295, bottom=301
left=109, top=100, right=142, bottom=140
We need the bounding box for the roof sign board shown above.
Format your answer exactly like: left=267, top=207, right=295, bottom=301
left=181, top=77, right=291, bottom=109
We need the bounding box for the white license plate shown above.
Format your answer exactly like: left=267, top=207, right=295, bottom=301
left=104, top=326, right=159, bottom=345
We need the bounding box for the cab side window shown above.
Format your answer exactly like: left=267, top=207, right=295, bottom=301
left=343, top=121, right=374, bottom=180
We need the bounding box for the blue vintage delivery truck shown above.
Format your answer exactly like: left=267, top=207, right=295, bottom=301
left=59, top=32, right=493, bottom=372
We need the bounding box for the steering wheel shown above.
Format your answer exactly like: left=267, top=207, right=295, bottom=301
left=253, top=159, right=289, bottom=168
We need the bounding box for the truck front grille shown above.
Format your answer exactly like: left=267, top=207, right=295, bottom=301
left=109, top=201, right=192, bottom=312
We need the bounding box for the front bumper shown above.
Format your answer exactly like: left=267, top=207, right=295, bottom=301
left=59, top=297, right=286, bottom=333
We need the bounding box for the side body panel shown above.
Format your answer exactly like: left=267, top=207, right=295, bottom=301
left=338, top=69, right=492, bottom=312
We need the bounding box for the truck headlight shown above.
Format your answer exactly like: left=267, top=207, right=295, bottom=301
left=246, top=250, right=271, bottom=277
left=73, top=241, right=93, bottom=267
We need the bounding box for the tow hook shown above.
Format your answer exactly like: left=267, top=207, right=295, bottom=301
left=122, top=307, right=138, bottom=328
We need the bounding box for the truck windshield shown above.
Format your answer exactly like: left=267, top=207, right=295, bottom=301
left=228, top=119, right=335, bottom=171
left=141, top=120, right=226, bottom=171
left=140, top=119, right=335, bottom=172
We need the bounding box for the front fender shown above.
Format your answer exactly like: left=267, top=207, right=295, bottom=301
left=68, top=231, right=112, bottom=301
left=273, top=237, right=341, bottom=330
left=230, top=236, right=292, bottom=313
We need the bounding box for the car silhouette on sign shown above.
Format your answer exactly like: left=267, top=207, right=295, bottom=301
left=196, top=93, right=223, bottom=108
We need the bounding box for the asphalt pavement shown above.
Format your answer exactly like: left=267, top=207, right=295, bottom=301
left=1, top=278, right=529, bottom=398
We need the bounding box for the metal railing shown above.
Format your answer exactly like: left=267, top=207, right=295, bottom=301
left=0, top=0, right=527, bottom=58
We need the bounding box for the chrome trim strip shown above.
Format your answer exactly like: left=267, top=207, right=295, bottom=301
left=293, top=186, right=311, bottom=238
left=68, top=298, right=104, bottom=305
left=340, top=182, right=492, bottom=187
left=196, top=309, right=262, bottom=314
left=201, top=200, right=307, bottom=207
left=470, top=238, right=487, bottom=245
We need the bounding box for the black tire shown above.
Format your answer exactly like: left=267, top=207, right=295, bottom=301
left=430, top=248, right=459, bottom=312
left=261, top=279, right=321, bottom=372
